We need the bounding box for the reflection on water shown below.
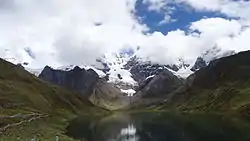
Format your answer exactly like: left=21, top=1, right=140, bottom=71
left=121, top=124, right=136, bottom=136
left=66, top=113, right=250, bottom=141
left=116, top=124, right=139, bottom=141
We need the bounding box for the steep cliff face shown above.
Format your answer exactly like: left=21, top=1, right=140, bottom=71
left=124, top=56, right=183, bottom=84
left=191, top=57, right=207, bottom=72
left=39, top=66, right=99, bottom=97
left=38, top=66, right=130, bottom=110
left=137, top=70, right=183, bottom=98
left=130, top=69, right=184, bottom=108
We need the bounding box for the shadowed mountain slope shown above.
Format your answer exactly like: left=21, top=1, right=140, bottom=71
left=151, top=51, right=250, bottom=116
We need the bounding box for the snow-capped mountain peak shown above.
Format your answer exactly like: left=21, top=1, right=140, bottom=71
left=1, top=46, right=237, bottom=96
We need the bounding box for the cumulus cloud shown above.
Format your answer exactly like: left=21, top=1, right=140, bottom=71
left=136, top=30, right=201, bottom=64
left=0, top=0, right=250, bottom=69
left=189, top=18, right=242, bottom=51
left=0, top=0, right=146, bottom=68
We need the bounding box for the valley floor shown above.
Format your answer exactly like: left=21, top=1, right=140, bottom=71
left=0, top=110, right=76, bottom=141
left=0, top=109, right=109, bottom=141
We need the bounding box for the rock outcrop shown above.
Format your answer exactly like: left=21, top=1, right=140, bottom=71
left=136, top=70, right=183, bottom=98
left=191, top=57, right=207, bottom=72
left=39, top=66, right=99, bottom=97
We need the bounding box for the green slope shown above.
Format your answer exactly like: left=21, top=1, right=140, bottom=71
left=0, top=59, right=107, bottom=140
left=153, top=51, right=250, bottom=116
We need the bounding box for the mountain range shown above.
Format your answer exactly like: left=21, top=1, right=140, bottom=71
left=2, top=46, right=248, bottom=140
left=21, top=46, right=235, bottom=98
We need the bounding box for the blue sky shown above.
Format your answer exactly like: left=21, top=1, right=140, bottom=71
left=135, top=0, right=233, bottom=34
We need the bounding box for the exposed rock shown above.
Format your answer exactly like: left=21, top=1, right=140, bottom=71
left=117, top=74, right=122, bottom=79
left=39, top=66, right=99, bottom=97
left=129, top=64, right=169, bottom=84
left=39, top=65, right=130, bottom=110
left=190, top=57, right=207, bottom=72
left=137, top=69, right=184, bottom=98
left=16, top=63, right=25, bottom=69
left=136, top=76, right=154, bottom=91
left=124, top=56, right=184, bottom=89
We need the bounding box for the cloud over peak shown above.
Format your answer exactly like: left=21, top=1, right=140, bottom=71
left=0, top=0, right=250, bottom=69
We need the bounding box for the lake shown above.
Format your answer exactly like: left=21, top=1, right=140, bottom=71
left=66, top=112, right=250, bottom=141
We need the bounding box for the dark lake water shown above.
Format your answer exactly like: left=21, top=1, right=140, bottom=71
left=66, top=112, right=250, bottom=141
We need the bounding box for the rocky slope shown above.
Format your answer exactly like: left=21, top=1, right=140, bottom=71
left=39, top=66, right=99, bottom=98
left=38, top=65, right=130, bottom=110
left=130, top=69, right=184, bottom=108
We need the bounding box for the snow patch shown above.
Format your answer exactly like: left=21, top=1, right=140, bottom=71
left=175, top=68, right=194, bottom=78
left=104, top=53, right=137, bottom=86
left=25, top=68, right=43, bottom=76
left=4, top=57, right=19, bottom=65
left=145, top=75, right=155, bottom=80
left=108, top=68, right=137, bottom=86
left=83, top=65, right=106, bottom=77
left=121, top=89, right=136, bottom=96
left=57, top=65, right=76, bottom=71
left=57, top=65, right=106, bottom=77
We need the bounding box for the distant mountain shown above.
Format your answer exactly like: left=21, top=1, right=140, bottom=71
left=191, top=57, right=207, bottom=72
left=89, top=79, right=130, bottom=110
left=7, top=46, right=236, bottom=104
left=136, top=70, right=183, bottom=98
left=38, top=65, right=130, bottom=110
left=190, top=46, right=236, bottom=71
left=39, top=66, right=99, bottom=98
left=124, top=56, right=180, bottom=83
left=130, top=69, right=184, bottom=108
left=21, top=47, right=235, bottom=102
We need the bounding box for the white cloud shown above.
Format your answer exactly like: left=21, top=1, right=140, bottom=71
left=217, top=27, right=250, bottom=52
left=179, top=0, right=223, bottom=11
left=136, top=30, right=202, bottom=64
left=143, top=0, right=169, bottom=12
left=142, top=0, right=177, bottom=25
left=159, top=14, right=177, bottom=25
left=0, top=0, right=250, bottom=69
left=0, top=0, right=146, bottom=68
left=189, top=18, right=242, bottom=50
left=136, top=17, right=250, bottom=64
left=179, top=0, right=250, bottom=22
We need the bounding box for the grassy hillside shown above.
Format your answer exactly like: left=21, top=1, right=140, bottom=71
left=152, top=51, right=250, bottom=116
left=0, top=59, right=107, bottom=140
